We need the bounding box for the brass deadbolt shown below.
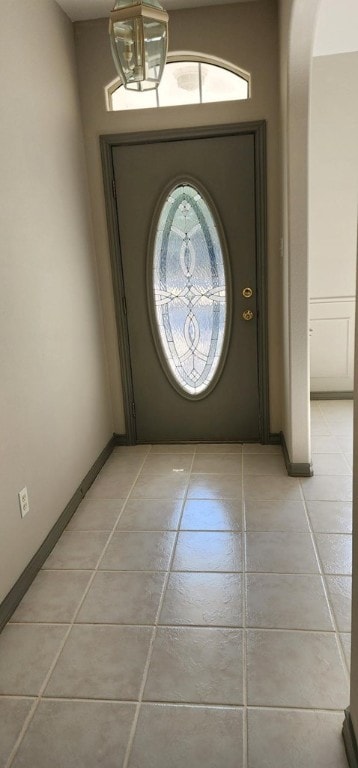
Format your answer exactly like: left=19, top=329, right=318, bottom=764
left=242, top=287, right=253, bottom=298
left=242, top=309, right=254, bottom=321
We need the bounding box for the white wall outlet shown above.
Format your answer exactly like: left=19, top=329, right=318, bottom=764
left=18, top=487, right=30, bottom=518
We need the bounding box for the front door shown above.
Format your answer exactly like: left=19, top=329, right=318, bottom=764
left=110, top=125, right=267, bottom=443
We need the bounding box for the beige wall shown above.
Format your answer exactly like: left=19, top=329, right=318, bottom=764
left=309, top=53, right=358, bottom=393
left=0, top=0, right=112, bottom=602
left=74, top=0, right=282, bottom=436
left=310, top=53, right=358, bottom=299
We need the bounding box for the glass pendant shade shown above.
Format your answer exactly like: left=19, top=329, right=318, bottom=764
left=109, top=0, right=168, bottom=91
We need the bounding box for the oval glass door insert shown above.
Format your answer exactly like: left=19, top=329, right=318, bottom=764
left=151, top=183, right=229, bottom=397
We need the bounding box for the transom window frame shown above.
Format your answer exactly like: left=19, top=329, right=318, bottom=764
left=105, top=51, right=251, bottom=111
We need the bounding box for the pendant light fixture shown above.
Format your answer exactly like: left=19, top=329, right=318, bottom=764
left=109, top=0, right=169, bottom=91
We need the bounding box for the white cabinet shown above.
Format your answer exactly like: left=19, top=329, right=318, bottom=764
left=310, top=298, right=355, bottom=392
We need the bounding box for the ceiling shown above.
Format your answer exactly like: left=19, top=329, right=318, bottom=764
left=57, top=0, right=257, bottom=21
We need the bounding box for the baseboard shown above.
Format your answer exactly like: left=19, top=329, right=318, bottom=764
left=311, top=391, right=353, bottom=400
left=0, top=436, right=115, bottom=634
left=268, top=432, right=281, bottom=445
left=113, top=432, right=129, bottom=445
left=343, top=709, right=358, bottom=768
left=280, top=431, right=314, bottom=477
left=113, top=433, right=281, bottom=446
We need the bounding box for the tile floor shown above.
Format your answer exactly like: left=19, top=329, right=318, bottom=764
left=0, top=400, right=353, bottom=767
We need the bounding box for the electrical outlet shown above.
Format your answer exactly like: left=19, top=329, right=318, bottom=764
left=18, top=487, right=30, bottom=518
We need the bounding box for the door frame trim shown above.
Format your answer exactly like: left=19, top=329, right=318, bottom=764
left=101, top=121, right=269, bottom=443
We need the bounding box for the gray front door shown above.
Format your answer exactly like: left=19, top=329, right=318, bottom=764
left=112, top=127, right=266, bottom=443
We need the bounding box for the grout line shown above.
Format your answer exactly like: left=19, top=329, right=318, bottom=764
left=5, top=450, right=150, bottom=768
left=298, top=479, right=351, bottom=682
left=35, top=566, right=350, bottom=577
left=37, top=528, right=350, bottom=535
left=2, top=623, right=346, bottom=634
left=122, top=450, right=196, bottom=768
left=0, top=692, right=348, bottom=714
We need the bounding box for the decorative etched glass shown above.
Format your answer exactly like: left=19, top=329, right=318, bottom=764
left=152, top=183, right=228, bottom=397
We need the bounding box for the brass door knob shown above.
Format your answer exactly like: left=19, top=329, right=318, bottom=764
left=242, top=309, right=254, bottom=321
left=242, top=287, right=253, bottom=298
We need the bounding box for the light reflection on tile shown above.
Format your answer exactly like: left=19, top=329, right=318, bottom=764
left=172, top=532, right=243, bottom=572
left=180, top=499, right=242, bottom=530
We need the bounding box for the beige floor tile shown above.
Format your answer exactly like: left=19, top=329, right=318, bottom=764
left=43, top=531, right=109, bottom=570
left=180, top=499, right=242, bottom=530
left=246, top=573, right=333, bottom=630
left=310, top=412, right=329, bottom=426
left=0, top=624, right=67, bottom=696
left=243, top=444, right=282, bottom=454
left=325, top=422, right=353, bottom=438
left=159, top=573, right=243, bottom=626
left=245, top=500, right=308, bottom=532
left=77, top=571, right=165, bottom=624
left=116, top=499, right=182, bottom=531
left=243, top=454, right=286, bottom=476
left=344, top=453, right=353, bottom=469
left=172, top=532, right=242, bottom=572
left=66, top=498, right=125, bottom=531
left=187, top=474, right=242, bottom=499
left=336, top=436, right=354, bottom=453
left=104, top=455, right=147, bottom=474
left=10, top=570, right=92, bottom=623
left=87, top=474, right=136, bottom=499
left=340, top=633, right=351, bottom=670
left=97, top=463, right=140, bottom=482
left=311, top=453, right=351, bottom=476
left=310, top=436, right=341, bottom=453
left=128, top=704, right=244, bottom=768
left=247, top=709, right=348, bottom=768
left=310, top=423, right=332, bottom=437
left=45, top=625, right=152, bottom=700
left=130, top=473, right=189, bottom=499
left=144, top=627, right=244, bottom=704
left=12, top=700, right=135, bottom=768
left=141, top=454, right=193, bottom=474
left=319, top=401, right=353, bottom=414
left=306, top=501, right=352, bottom=533
left=191, top=454, right=242, bottom=474
left=301, top=476, right=352, bottom=502
left=247, top=630, right=348, bottom=708
left=0, top=698, right=34, bottom=768
left=106, top=451, right=148, bottom=466
left=315, top=534, right=352, bottom=575
left=99, top=531, right=176, bottom=571
left=325, top=576, right=352, bottom=631
left=113, top=445, right=151, bottom=454
left=244, top=475, right=301, bottom=501
left=195, top=444, right=242, bottom=453
left=150, top=444, right=195, bottom=453
left=246, top=532, right=319, bottom=573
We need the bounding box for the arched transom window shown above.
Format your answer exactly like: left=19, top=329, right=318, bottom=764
left=106, top=54, right=250, bottom=111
